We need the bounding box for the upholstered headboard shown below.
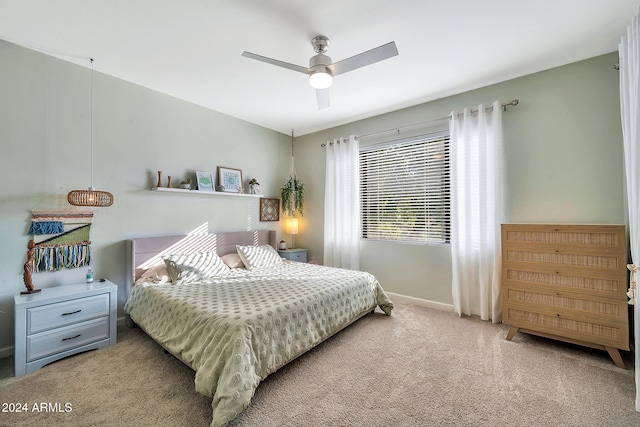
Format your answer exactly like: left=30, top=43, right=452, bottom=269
left=125, top=230, right=276, bottom=297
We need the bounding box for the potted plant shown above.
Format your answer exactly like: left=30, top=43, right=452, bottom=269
left=281, top=176, right=304, bottom=216
left=248, top=178, right=260, bottom=195
left=179, top=179, right=192, bottom=190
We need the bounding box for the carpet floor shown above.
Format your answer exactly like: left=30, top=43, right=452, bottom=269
left=0, top=301, right=638, bottom=427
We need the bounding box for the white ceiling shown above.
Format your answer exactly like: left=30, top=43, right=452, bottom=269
left=0, top=1, right=638, bottom=136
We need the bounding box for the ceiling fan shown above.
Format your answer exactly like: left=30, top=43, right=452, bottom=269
left=242, top=35, right=399, bottom=109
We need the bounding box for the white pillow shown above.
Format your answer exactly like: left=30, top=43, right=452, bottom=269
left=163, top=250, right=229, bottom=284
left=221, top=253, right=245, bottom=269
left=137, top=264, right=171, bottom=284
left=235, top=245, right=282, bottom=270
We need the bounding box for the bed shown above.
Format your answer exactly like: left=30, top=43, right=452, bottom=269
left=123, top=230, right=393, bottom=427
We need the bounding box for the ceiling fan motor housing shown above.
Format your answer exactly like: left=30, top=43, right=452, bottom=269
left=311, top=35, right=330, bottom=53
left=309, top=53, right=332, bottom=73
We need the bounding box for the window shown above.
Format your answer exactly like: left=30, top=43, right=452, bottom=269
left=359, top=131, right=450, bottom=244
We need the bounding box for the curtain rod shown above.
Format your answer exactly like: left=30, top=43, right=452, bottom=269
left=321, top=99, right=519, bottom=147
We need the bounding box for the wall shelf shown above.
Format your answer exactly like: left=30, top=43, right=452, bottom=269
left=151, top=187, right=263, bottom=198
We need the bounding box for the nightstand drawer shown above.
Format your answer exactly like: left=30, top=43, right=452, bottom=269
left=288, top=252, right=307, bottom=262
left=279, top=249, right=307, bottom=263
left=27, top=294, right=109, bottom=334
left=27, top=316, right=109, bottom=362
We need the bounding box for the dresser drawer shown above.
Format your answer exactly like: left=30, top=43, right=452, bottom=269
left=503, top=247, right=626, bottom=275
left=503, top=283, right=628, bottom=323
left=503, top=266, right=627, bottom=299
left=504, top=306, right=629, bottom=350
left=27, top=316, right=109, bottom=362
left=27, top=294, right=109, bottom=334
left=502, top=224, right=626, bottom=252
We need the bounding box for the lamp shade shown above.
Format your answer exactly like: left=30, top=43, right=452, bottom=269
left=285, top=218, right=299, bottom=235
left=309, top=72, right=332, bottom=89
left=68, top=187, right=114, bottom=207
left=66, top=58, right=114, bottom=208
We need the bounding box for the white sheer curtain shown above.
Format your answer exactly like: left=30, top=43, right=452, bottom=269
left=324, top=136, right=360, bottom=270
left=619, top=10, right=640, bottom=411
left=450, top=101, right=504, bottom=323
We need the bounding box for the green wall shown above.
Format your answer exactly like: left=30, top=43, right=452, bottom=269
left=0, top=40, right=625, bottom=353
left=292, top=52, right=625, bottom=308
left=0, top=40, right=292, bottom=353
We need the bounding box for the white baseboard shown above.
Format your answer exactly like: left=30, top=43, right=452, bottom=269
left=0, top=345, right=13, bottom=359
left=117, top=316, right=128, bottom=328
left=386, top=292, right=455, bottom=312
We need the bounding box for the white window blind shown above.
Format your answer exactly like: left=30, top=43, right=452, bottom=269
left=359, top=131, right=450, bottom=244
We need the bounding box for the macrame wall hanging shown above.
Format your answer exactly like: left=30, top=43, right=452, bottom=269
left=28, top=210, right=93, bottom=272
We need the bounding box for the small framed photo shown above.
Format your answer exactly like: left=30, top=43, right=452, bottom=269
left=217, top=166, right=243, bottom=193
left=196, top=171, right=215, bottom=191
left=260, top=198, right=280, bottom=222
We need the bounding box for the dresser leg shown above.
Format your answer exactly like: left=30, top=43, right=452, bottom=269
left=605, top=347, right=626, bottom=369
left=505, top=326, right=519, bottom=341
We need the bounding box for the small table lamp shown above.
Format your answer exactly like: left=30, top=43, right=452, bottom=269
left=285, top=218, right=299, bottom=249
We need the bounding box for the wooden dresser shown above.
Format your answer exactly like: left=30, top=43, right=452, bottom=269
left=501, top=224, right=629, bottom=368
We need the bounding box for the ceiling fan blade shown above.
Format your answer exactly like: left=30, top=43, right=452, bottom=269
left=316, top=88, right=330, bottom=110
left=242, top=51, right=311, bottom=74
left=327, top=41, right=398, bottom=76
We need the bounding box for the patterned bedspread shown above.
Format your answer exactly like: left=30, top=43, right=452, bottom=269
left=124, top=261, right=393, bottom=426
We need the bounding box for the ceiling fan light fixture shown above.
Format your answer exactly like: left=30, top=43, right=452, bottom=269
left=309, top=71, right=332, bottom=89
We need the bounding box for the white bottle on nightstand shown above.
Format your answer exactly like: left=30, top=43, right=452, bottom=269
left=86, top=267, right=94, bottom=283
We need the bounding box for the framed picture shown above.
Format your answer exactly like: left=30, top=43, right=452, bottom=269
left=217, top=166, right=243, bottom=193
left=196, top=171, right=215, bottom=191
left=260, top=198, right=280, bottom=222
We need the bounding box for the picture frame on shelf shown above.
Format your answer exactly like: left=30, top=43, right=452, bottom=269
left=217, top=166, right=243, bottom=193
left=260, top=198, right=280, bottom=221
left=195, top=171, right=215, bottom=192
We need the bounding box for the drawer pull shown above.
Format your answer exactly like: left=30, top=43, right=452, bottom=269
left=61, top=309, right=82, bottom=316
left=61, top=334, right=81, bottom=341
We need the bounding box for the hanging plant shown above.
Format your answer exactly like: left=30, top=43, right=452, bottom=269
left=281, top=129, right=305, bottom=217
left=281, top=176, right=305, bottom=217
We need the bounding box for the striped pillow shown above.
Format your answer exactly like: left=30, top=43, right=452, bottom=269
left=163, top=250, right=229, bottom=284
left=235, top=245, right=282, bottom=270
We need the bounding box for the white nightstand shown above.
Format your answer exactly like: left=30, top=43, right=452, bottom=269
left=278, top=248, right=308, bottom=263
left=14, top=280, right=117, bottom=377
